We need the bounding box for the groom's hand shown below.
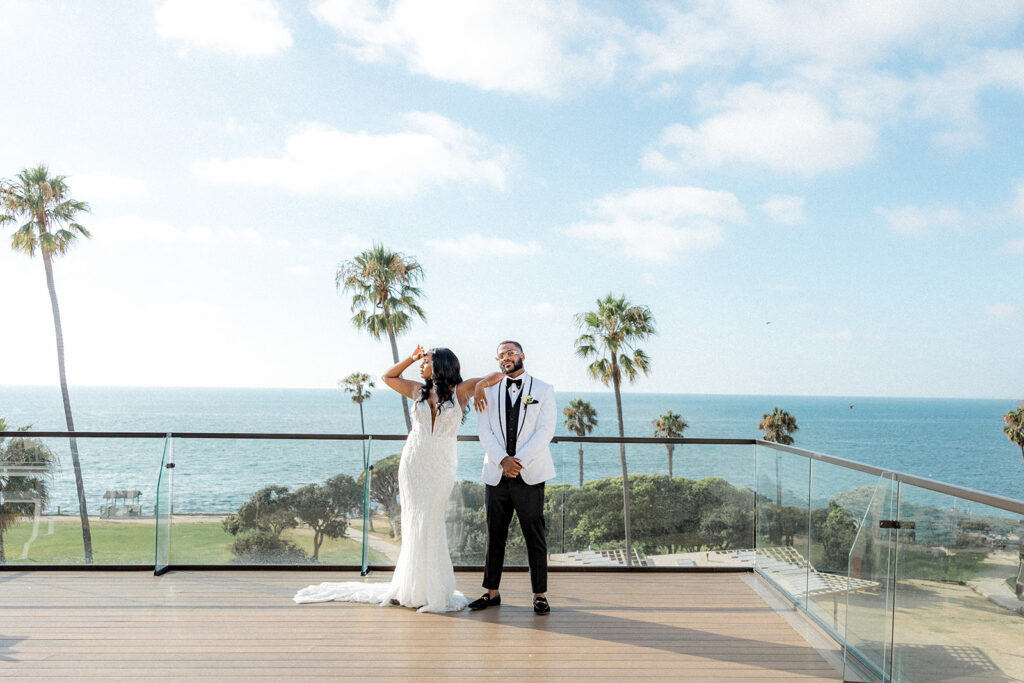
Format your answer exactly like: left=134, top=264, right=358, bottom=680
left=500, top=456, right=522, bottom=477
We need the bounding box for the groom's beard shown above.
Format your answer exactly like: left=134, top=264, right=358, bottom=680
left=502, top=358, right=524, bottom=375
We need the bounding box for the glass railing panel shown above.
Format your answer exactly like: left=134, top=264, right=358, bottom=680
left=0, top=435, right=163, bottom=565
left=843, top=472, right=896, bottom=682
left=890, top=484, right=1024, bottom=682
left=154, top=434, right=172, bottom=573
left=169, top=437, right=379, bottom=566
left=362, top=436, right=406, bottom=569
left=806, top=458, right=893, bottom=670
left=755, top=444, right=812, bottom=609
left=539, top=441, right=756, bottom=569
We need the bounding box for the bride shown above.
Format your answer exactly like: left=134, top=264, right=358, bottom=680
left=295, top=345, right=498, bottom=613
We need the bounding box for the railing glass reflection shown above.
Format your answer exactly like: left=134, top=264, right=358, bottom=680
left=889, top=483, right=1024, bottom=682
left=0, top=434, right=163, bottom=565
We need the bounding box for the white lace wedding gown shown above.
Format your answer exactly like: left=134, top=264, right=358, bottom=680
left=294, top=397, right=468, bottom=613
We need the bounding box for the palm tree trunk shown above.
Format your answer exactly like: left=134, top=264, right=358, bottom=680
left=667, top=444, right=674, bottom=478
left=578, top=444, right=584, bottom=488
left=1019, top=444, right=1023, bottom=467
left=613, top=376, right=632, bottom=567
left=386, top=327, right=412, bottom=432
left=42, top=250, right=93, bottom=563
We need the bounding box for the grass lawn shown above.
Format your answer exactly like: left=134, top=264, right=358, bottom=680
left=1, top=517, right=386, bottom=565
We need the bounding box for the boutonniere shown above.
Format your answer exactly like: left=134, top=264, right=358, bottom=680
left=522, top=395, right=537, bottom=405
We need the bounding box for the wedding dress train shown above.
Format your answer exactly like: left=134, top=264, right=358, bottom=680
left=294, top=398, right=467, bottom=613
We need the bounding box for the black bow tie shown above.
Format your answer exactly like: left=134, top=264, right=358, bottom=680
left=507, top=379, right=522, bottom=389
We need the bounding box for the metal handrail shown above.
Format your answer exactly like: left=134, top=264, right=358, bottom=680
left=2, top=431, right=1022, bottom=514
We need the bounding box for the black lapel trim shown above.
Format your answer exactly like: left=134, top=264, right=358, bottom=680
left=516, top=377, right=533, bottom=441
left=497, top=382, right=507, bottom=450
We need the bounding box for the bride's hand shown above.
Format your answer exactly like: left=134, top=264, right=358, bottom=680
left=410, top=345, right=426, bottom=361
left=473, top=383, right=488, bottom=412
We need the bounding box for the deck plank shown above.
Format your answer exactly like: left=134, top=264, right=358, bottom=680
left=0, top=571, right=842, bottom=679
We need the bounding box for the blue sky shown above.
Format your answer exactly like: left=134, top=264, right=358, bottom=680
left=1, top=0, right=1022, bottom=399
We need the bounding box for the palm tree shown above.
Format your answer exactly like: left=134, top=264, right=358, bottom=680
left=652, top=410, right=688, bottom=477
left=1004, top=402, right=1024, bottom=466
left=340, top=372, right=374, bottom=439
left=575, top=293, right=656, bottom=566
left=1, top=165, right=93, bottom=562
left=759, top=406, right=798, bottom=506
left=759, top=406, right=798, bottom=445
left=563, top=398, right=598, bottom=487
left=0, top=418, right=59, bottom=563
left=340, top=372, right=375, bottom=530
left=336, top=244, right=425, bottom=432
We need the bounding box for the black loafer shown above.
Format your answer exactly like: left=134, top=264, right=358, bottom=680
left=468, top=593, right=500, bottom=610
left=533, top=596, right=550, bottom=615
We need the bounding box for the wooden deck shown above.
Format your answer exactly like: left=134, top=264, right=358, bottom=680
left=0, top=570, right=846, bottom=680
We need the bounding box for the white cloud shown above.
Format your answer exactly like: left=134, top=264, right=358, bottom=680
left=286, top=265, right=312, bottom=277
left=875, top=205, right=963, bottom=235
left=635, top=2, right=1024, bottom=75
left=310, top=235, right=364, bottom=252
left=759, top=196, right=805, bottom=225
left=68, top=172, right=149, bottom=203
left=193, top=113, right=510, bottom=197
left=642, top=273, right=658, bottom=286
left=1002, top=237, right=1024, bottom=254
left=984, top=303, right=1017, bottom=318
left=312, top=0, right=625, bottom=97
left=427, top=234, right=543, bottom=258
left=644, top=86, right=876, bottom=176
left=155, top=0, right=292, bottom=58
left=812, top=330, right=855, bottom=342
left=91, top=216, right=267, bottom=246
left=565, top=186, right=744, bottom=263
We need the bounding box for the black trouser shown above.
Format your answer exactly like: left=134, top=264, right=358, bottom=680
left=483, top=476, right=547, bottom=594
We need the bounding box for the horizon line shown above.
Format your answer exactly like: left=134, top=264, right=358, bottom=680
left=0, top=383, right=1018, bottom=403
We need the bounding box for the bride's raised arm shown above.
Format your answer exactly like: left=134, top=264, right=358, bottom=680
left=382, top=345, right=427, bottom=400
left=456, top=372, right=503, bottom=411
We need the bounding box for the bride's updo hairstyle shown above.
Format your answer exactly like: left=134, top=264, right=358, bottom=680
left=419, top=347, right=463, bottom=407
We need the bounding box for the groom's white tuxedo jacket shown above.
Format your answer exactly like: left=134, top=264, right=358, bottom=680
left=477, top=373, right=557, bottom=486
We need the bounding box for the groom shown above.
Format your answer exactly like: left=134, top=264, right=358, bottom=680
left=470, top=340, right=557, bottom=615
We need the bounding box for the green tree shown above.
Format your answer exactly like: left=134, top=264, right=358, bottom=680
left=652, top=410, right=688, bottom=477
left=336, top=244, right=426, bottom=432
left=759, top=406, right=799, bottom=511
left=340, top=372, right=375, bottom=530
left=290, top=474, right=362, bottom=561
left=229, top=531, right=308, bottom=564
left=563, top=398, right=598, bottom=487
left=359, top=453, right=402, bottom=539
left=815, top=501, right=858, bottom=571
left=222, top=485, right=306, bottom=564
left=1, top=165, right=93, bottom=562
left=0, top=418, right=58, bottom=563
left=574, top=293, right=656, bottom=565
left=1003, top=402, right=1024, bottom=466
left=563, top=474, right=752, bottom=555
left=759, top=406, right=798, bottom=445
left=222, top=485, right=297, bottom=539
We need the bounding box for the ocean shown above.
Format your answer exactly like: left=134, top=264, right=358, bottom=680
left=0, top=385, right=1021, bottom=514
